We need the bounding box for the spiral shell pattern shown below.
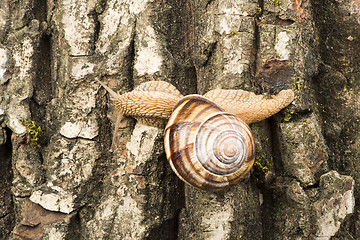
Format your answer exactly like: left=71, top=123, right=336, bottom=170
left=164, top=95, right=255, bottom=191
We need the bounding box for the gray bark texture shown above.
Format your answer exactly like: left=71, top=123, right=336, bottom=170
left=0, top=0, right=359, bottom=239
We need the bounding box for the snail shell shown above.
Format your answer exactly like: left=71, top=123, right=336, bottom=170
left=164, top=95, right=255, bottom=191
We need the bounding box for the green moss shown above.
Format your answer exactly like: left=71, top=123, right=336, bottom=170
left=20, top=119, right=42, bottom=146
left=231, top=234, right=243, bottom=240
left=254, top=154, right=272, bottom=172
left=253, top=154, right=272, bottom=184
left=283, top=109, right=295, bottom=122
left=273, top=0, right=281, bottom=6
left=296, top=81, right=304, bottom=91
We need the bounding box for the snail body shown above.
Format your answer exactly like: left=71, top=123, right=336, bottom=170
left=96, top=79, right=183, bottom=127
left=96, top=79, right=294, bottom=191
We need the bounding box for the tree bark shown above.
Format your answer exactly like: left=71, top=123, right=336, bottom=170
left=0, top=0, right=359, bottom=239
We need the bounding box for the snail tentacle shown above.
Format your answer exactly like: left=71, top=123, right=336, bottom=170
left=96, top=78, right=122, bottom=99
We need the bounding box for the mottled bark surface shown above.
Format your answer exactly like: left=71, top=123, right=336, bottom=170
left=0, top=0, right=359, bottom=239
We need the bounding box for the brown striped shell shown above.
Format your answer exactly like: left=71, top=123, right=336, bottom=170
left=164, top=95, right=255, bottom=191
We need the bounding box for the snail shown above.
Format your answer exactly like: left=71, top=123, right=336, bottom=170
left=96, top=79, right=295, bottom=191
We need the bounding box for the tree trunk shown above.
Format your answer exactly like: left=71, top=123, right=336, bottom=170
left=0, top=0, right=359, bottom=239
